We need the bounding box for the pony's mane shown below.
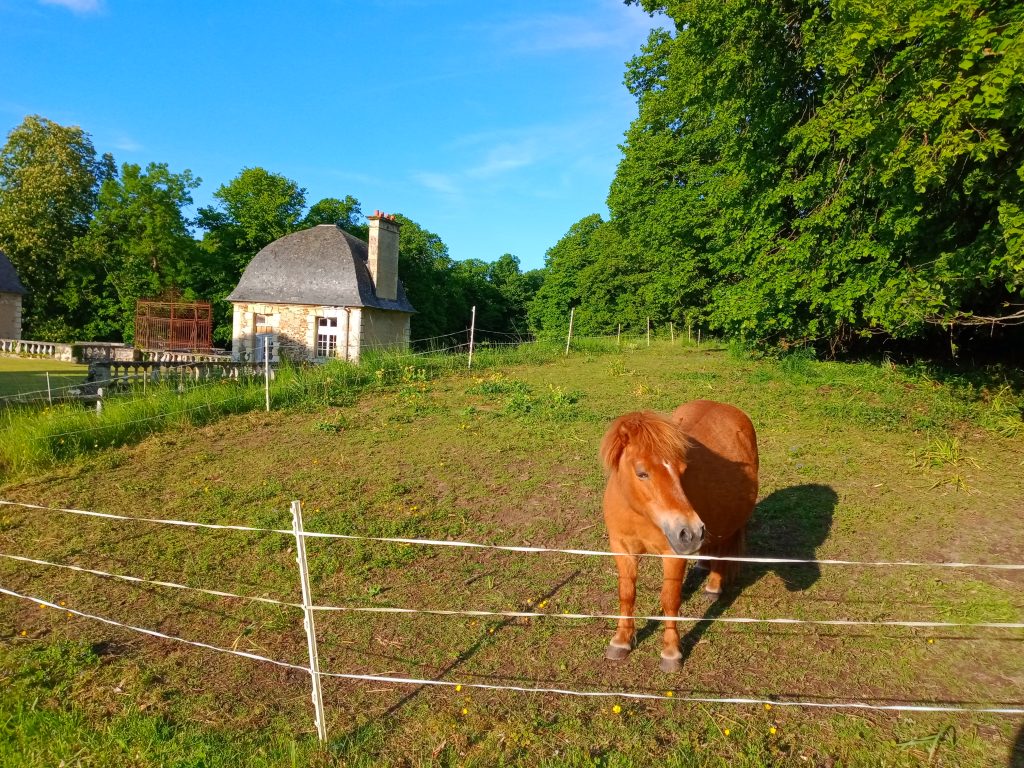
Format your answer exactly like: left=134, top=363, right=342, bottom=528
left=600, top=411, right=691, bottom=473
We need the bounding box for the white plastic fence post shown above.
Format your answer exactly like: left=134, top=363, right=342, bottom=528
left=565, top=307, right=575, bottom=356
left=264, top=336, right=271, bottom=412
left=291, top=500, right=327, bottom=742
left=46, top=372, right=52, bottom=405
left=468, top=305, right=476, bottom=370
left=617, top=323, right=621, bottom=348
left=647, top=317, right=651, bottom=347
left=697, top=328, right=701, bottom=348
left=670, top=322, right=675, bottom=344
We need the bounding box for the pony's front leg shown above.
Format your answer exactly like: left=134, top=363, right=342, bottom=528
left=605, top=553, right=638, bottom=661
left=658, top=554, right=687, bottom=672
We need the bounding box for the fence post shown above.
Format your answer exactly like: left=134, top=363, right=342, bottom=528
left=565, top=307, right=575, bottom=356
left=670, top=322, right=674, bottom=344
left=688, top=321, right=692, bottom=344
left=96, top=388, right=103, bottom=415
left=647, top=317, right=651, bottom=347
left=46, top=372, right=52, bottom=405
left=468, top=305, right=476, bottom=370
left=697, top=329, right=701, bottom=348
left=264, top=336, right=271, bottom=412
left=291, top=500, right=327, bottom=742
left=617, top=323, right=621, bottom=349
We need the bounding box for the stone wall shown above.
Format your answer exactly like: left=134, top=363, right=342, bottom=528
left=360, top=309, right=411, bottom=354
left=231, top=302, right=410, bottom=362
left=0, top=292, right=22, bottom=339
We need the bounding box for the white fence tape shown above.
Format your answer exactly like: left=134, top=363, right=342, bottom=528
left=2, top=585, right=1021, bottom=716
left=2, top=499, right=1023, bottom=571
left=3, top=550, right=1021, bottom=631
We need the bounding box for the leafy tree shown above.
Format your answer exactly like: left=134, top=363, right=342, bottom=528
left=601, top=0, right=1024, bottom=353
left=301, top=195, right=366, bottom=237
left=0, top=115, right=112, bottom=339
left=198, top=167, right=306, bottom=273
left=529, top=214, right=637, bottom=336
left=68, top=162, right=202, bottom=342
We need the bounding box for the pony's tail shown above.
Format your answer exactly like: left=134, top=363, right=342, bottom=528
left=704, top=525, right=746, bottom=588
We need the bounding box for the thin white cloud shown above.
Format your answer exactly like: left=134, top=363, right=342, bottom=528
left=473, top=1, right=657, bottom=56
left=111, top=134, right=142, bottom=153
left=39, top=0, right=103, bottom=13
left=412, top=171, right=462, bottom=197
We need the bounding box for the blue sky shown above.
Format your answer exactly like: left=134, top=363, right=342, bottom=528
left=0, top=0, right=661, bottom=271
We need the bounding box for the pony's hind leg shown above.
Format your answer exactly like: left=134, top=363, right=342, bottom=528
left=704, top=526, right=745, bottom=597
left=605, top=553, right=638, bottom=661
left=658, top=554, right=687, bottom=672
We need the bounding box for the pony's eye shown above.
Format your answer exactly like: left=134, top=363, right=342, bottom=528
left=635, top=469, right=650, bottom=480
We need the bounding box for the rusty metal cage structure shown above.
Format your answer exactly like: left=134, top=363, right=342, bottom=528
left=134, top=299, right=213, bottom=352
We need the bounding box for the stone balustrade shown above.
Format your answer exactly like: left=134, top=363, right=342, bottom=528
left=0, top=338, right=75, bottom=361
left=139, top=349, right=232, bottom=364
left=89, top=359, right=275, bottom=386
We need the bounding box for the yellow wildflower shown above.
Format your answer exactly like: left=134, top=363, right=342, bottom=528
left=770, top=726, right=777, bottom=735
left=20, top=630, right=26, bottom=636
left=455, top=684, right=462, bottom=692
left=665, top=691, right=674, bottom=697
left=612, top=704, right=622, bottom=715
left=764, top=703, right=772, bottom=710
left=461, top=707, right=468, bottom=716
left=724, top=728, right=731, bottom=736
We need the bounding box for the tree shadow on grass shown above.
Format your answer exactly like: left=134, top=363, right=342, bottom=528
left=636, top=483, right=839, bottom=663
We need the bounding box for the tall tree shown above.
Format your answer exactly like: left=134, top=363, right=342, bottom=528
left=606, top=0, right=1024, bottom=352
left=198, top=167, right=306, bottom=272
left=69, top=162, right=202, bottom=342
left=0, top=115, right=112, bottom=339
left=301, top=195, right=366, bottom=237
left=198, top=167, right=307, bottom=344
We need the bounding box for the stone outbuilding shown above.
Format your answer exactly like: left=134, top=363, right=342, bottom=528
left=226, top=213, right=415, bottom=363
left=0, top=249, right=27, bottom=339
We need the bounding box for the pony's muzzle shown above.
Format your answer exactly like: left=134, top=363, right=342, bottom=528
left=662, top=520, right=705, bottom=556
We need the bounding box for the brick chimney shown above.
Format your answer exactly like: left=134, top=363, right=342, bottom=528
left=367, top=211, right=401, bottom=301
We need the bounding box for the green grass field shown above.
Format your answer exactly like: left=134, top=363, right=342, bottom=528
left=0, top=356, right=88, bottom=398
left=1, top=341, right=1022, bottom=766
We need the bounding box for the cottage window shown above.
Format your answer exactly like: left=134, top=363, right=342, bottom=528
left=316, top=317, right=339, bottom=358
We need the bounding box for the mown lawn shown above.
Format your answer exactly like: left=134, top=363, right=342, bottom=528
left=0, top=355, right=88, bottom=398
left=1, top=340, right=1022, bottom=767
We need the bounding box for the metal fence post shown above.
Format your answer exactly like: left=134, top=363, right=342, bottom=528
left=291, top=500, right=327, bottom=742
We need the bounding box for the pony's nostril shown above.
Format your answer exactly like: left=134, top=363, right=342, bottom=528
left=678, top=527, right=692, bottom=544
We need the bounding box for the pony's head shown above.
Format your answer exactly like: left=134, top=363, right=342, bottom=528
left=600, top=411, right=705, bottom=555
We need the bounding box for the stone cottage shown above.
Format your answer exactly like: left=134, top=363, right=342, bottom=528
left=0, top=249, right=26, bottom=339
left=226, top=213, right=415, bottom=362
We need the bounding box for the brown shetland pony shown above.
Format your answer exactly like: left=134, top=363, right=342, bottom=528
left=600, top=400, right=758, bottom=672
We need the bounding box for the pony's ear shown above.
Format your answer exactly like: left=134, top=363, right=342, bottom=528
left=600, top=417, right=630, bottom=473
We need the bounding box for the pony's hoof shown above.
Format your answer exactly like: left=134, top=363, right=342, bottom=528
left=605, top=643, right=631, bottom=661
left=659, top=655, right=682, bottom=673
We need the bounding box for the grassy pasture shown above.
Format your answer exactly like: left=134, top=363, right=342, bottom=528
left=0, top=355, right=88, bottom=398
left=1, top=340, right=1022, bottom=766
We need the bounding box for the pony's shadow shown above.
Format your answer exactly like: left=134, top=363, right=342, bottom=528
left=636, top=483, right=838, bottom=661
left=1011, top=721, right=1024, bottom=768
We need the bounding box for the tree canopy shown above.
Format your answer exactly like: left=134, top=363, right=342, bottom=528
left=535, top=0, right=1024, bottom=354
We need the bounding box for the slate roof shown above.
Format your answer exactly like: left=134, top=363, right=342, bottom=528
left=225, top=225, right=415, bottom=313
left=0, top=250, right=26, bottom=295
